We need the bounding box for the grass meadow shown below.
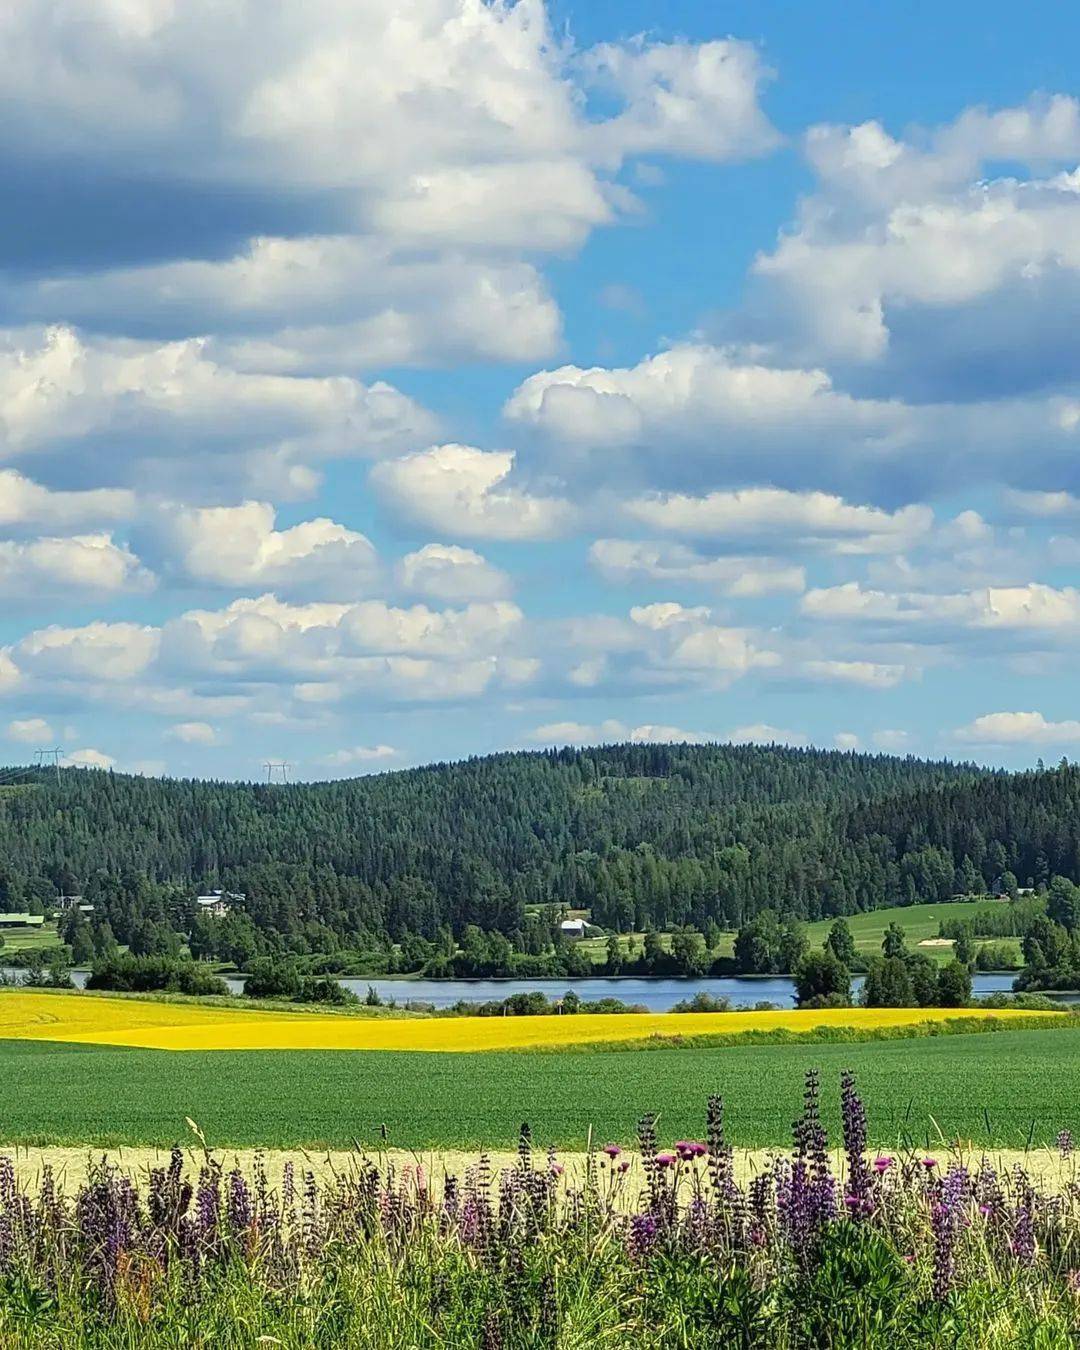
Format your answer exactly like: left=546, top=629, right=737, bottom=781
left=3, top=1025, right=1080, bottom=1152
left=576, top=899, right=1023, bottom=967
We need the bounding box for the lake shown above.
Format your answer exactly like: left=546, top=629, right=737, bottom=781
left=15, top=969, right=1023, bottom=1009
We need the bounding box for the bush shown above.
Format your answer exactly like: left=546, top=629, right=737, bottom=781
left=669, top=992, right=732, bottom=1013
left=977, top=990, right=1060, bottom=1010
left=794, top=950, right=851, bottom=1007
left=87, top=954, right=230, bottom=996
left=243, top=957, right=304, bottom=999
left=936, top=958, right=973, bottom=1007
left=295, top=976, right=360, bottom=1006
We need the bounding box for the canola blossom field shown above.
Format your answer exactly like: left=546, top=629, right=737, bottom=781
left=0, top=990, right=1056, bottom=1051
left=0, top=991, right=1078, bottom=1153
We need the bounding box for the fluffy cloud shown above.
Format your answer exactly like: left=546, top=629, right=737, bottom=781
left=0, top=470, right=134, bottom=531
left=0, top=534, right=152, bottom=598
left=623, top=487, right=932, bottom=554
left=506, top=345, right=905, bottom=459
left=954, top=711, right=1080, bottom=746
left=727, top=723, right=808, bottom=746
left=801, top=581, right=1080, bottom=636
left=11, top=622, right=160, bottom=682
left=0, top=4, right=775, bottom=252
left=746, top=95, right=1080, bottom=397
left=801, top=659, right=909, bottom=689
left=151, top=501, right=378, bottom=594
left=397, top=544, right=511, bottom=602
left=6, top=717, right=54, bottom=744
left=588, top=539, right=804, bottom=596
left=319, top=744, right=399, bottom=767
left=583, top=39, right=778, bottom=165
left=555, top=601, right=780, bottom=699
left=158, top=594, right=532, bottom=707
left=13, top=238, right=561, bottom=372
left=872, top=729, right=910, bottom=751
left=61, top=747, right=115, bottom=770
left=526, top=718, right=713, bottom=745
left=0, top=326, right=436, bottom=498
left=371, top=445, right=575, bottom=540
left=0, top=592, right=537, bottom=728
left=165, top=721, right=219, bottom=746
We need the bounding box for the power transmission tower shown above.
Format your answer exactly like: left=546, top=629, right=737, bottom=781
left=35, top=747, right=63, bottom=784
left=264, top=761, right=291, bottom=785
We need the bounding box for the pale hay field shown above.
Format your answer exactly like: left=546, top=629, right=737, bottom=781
left=3, top=1141, right=1076, bottom=1204
left=0, top=988, right=1058, bottom=1052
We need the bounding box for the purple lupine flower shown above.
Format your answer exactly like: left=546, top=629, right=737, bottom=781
left=226, top=1168, right=252, bottom=1237
left=1010, top=1167, right=1037, bottom=1267
left=627, top=1212, right=658, bottom=1260
left=840, top=1071, right=871, bottom=1217
left=1058, top=1129, right=1074, bottom=1159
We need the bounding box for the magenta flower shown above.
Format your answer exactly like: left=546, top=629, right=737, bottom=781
left=922, top=1158, right=938, bottom=1170
left=602, top=1144, right=621, bottom=1159
left=550, top=1163, right=564, bottom=1177
left=655, top=1153, right=676, bottom=1169
left=617, top=1160, right=631, bottom=1174
left=873, top=1156, right=893, bottom=1172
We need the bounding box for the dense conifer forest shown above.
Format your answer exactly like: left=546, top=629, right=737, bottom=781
left=0, top=744, right=1076, bottom=971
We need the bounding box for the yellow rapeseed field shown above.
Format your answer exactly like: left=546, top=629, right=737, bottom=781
left=0, top=989, right=1058, bottom=1052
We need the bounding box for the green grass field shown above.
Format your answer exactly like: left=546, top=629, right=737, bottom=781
left=577, top=899, right=1022, bottom=967
left=0, top=921, right=60, bottom=952
left=2, top=1026, right=1077, bottom=1152
left=803, top=901, right=1020, bottom=964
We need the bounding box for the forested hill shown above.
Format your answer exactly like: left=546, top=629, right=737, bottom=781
left=0, top=743, right=1074, bottom=947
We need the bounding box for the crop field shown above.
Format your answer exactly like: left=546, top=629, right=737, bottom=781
left=0, top=989, right=1052, bottom=1051
left=3, top=1024, right=1080, bottom=1152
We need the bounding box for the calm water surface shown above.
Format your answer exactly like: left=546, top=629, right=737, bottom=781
left=3, top=969, right=1028, bottom=1009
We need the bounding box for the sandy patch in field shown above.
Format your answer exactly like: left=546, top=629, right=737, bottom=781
left=918, top=938, right=955, bottom=947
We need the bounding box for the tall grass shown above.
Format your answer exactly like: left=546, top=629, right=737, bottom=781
left=3, top=1073, right=1080, bottom=1346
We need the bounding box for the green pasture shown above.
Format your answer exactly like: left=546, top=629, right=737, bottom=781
left=0, top=921, right=60, bottom=952
left=803, top=901, right=1020, bottom=964
left=577, top=899, right=1023, bottom=968
left=2, top=1025, right=1078, bottom=1152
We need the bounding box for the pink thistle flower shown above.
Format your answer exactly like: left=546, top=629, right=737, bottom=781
left=873, top=1156, right=893, bottom=1172
left=655, top=1153, right=675, bottom=1169
left=602, top=1144, right=621, bottom=1159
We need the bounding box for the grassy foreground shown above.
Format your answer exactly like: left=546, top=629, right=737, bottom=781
left=4, top=1026, right=1080, bottom=1150
left=2, top=1072, right=1080, bottom=1348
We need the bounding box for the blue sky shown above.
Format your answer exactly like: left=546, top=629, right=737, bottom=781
left=1, top=0, right=1079, bottom=778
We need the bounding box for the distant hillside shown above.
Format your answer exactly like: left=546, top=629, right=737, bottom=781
left=0, top=743, right=1048, bottom=953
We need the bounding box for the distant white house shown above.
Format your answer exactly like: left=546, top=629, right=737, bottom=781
left=195, top=889, right=242, bottom=919
left=559, top=918, right=588, bottom=940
